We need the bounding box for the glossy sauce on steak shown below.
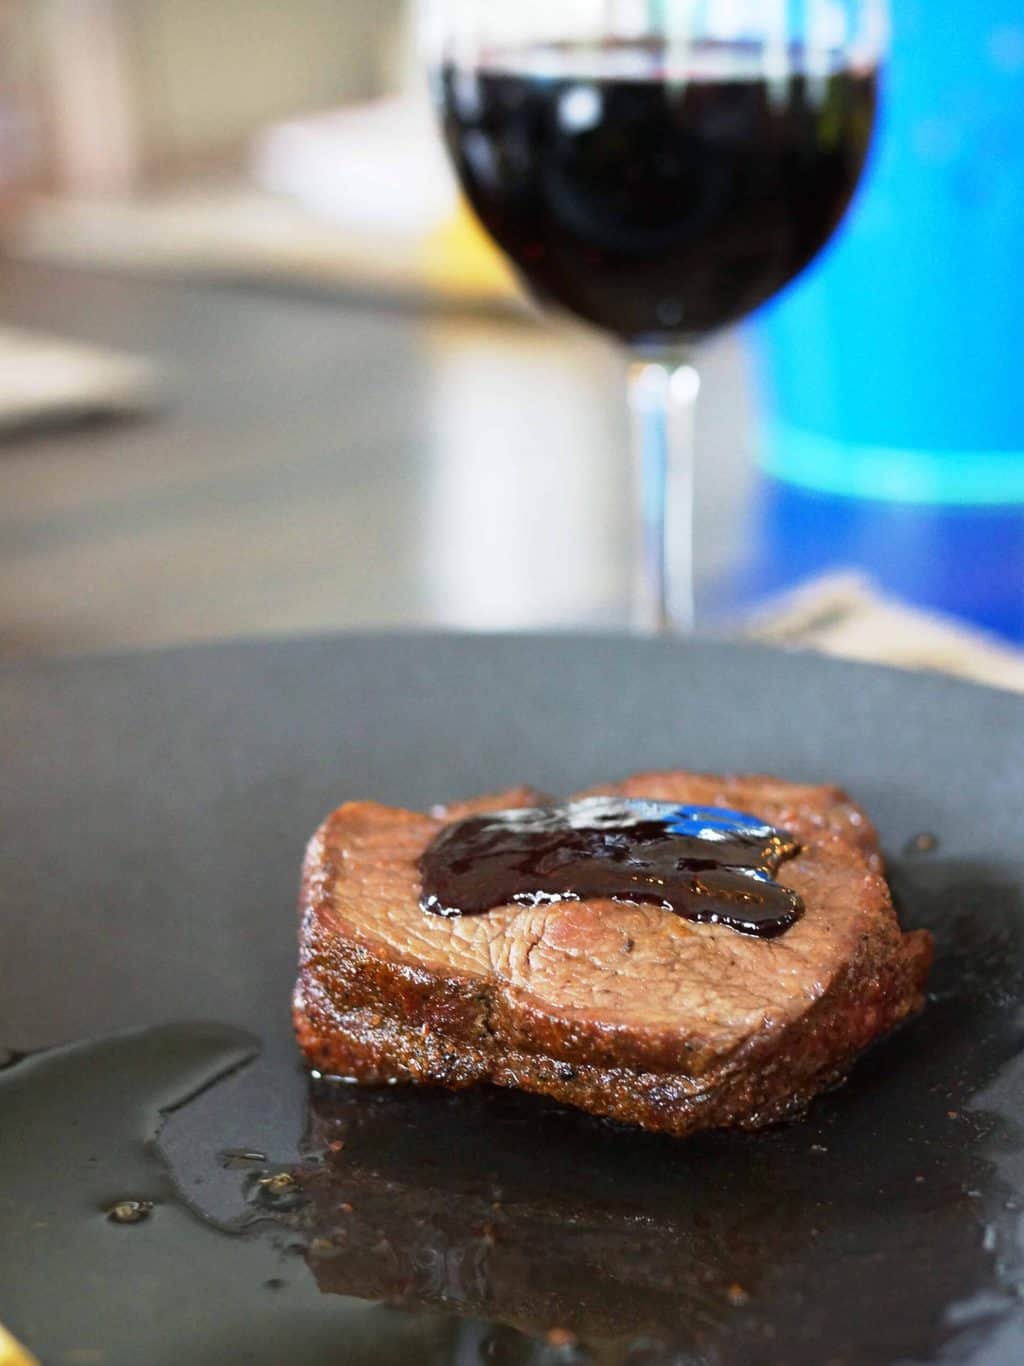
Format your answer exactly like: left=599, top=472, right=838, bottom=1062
left=419, top=797, right=804, bottom=937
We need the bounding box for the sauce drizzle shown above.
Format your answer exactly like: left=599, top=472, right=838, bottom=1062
left=419, top=797, right=803, bottom=938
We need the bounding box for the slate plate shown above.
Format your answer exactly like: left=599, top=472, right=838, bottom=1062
left=1, top=633, right=1023, bottom=1366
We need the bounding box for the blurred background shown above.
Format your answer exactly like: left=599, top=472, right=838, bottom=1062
left=1, top=0, right=1023, bottom=687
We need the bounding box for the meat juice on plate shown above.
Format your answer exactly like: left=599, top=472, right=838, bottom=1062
left=440, top=42, right=876, bottom=342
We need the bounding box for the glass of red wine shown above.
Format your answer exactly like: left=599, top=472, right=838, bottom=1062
left=423, top=0, right=885, bottom=631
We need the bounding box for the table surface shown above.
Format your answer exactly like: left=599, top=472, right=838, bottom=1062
left=0, top=260, right=759, bottom=658
left=4, top=259, right=1023, bottom=658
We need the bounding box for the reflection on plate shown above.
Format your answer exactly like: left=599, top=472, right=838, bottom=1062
left=167, top=858, right=1024, bottom=1364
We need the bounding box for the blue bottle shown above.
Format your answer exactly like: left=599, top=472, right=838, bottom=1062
left=755, top=0, right=1024, bottom=505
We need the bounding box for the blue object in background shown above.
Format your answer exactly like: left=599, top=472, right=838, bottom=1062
left=755, top=0, right=1024, bottom=505
left=716, top=481, right=1024, bottom=643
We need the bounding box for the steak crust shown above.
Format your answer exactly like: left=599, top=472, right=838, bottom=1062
left=293, top=773, right=933, bottom=1135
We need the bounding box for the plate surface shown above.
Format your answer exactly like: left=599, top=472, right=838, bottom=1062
left=2, top=632, right=1024, bottom=1366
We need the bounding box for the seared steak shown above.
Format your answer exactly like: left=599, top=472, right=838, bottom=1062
left=294, top=772, right=932, bottom=1135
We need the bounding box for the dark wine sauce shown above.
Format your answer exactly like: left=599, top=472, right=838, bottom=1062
left=419, top=797, right=804, bottom=937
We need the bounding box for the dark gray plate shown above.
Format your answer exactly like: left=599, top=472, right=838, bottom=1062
left=2, top=633, right=1024, bottom=1366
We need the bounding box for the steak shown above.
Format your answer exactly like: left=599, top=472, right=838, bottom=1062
left=293, top=772, right=933, bottom=1135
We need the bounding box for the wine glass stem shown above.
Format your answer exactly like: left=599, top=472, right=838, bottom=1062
left=627, top=351, right=701, bottom=635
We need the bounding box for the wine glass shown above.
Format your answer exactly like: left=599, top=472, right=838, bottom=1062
left=421, top=0, right=885, bottom=631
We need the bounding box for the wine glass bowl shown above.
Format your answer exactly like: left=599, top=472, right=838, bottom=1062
left=424, top=0, right=887, bottom=628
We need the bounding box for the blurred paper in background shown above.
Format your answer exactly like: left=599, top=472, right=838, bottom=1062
left=0, top=327, right=162, bottom=432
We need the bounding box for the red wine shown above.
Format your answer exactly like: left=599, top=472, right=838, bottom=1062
left=440, top=43, right=877, bottom=343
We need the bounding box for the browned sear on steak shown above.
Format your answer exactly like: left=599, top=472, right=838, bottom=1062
left=294, top=772, right=933, bottom=1136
